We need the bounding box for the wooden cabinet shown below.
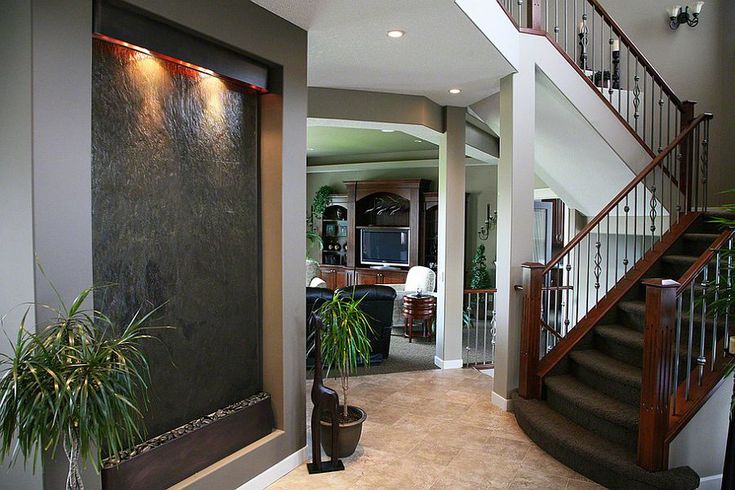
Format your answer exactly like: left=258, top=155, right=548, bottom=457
left=352, top=268, right=407, bottom=285
left=319, top=265, right=350, bottom=290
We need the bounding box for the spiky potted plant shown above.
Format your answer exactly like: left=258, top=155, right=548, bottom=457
left=0, top=286, right=159, bottom=490
left=315, top=291, right=373, bottom=458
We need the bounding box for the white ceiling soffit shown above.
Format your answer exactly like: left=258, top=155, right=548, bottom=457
left=251, top=0, right=515, bottom=106
left=308, top=118, right=497, bottom=164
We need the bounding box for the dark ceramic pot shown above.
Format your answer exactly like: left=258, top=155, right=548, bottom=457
left=319, top=405, right=367, bottom=458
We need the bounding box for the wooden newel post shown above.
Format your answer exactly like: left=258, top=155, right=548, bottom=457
left=519, top=262, right=544, bottom=399
left=679, top=100, right=696, bottom=214
left=527, top=0, right=542, bottom=31
left=638, top=278, right=679, bottom=471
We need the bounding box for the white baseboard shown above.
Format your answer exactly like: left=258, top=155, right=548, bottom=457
left=697, top=474, right=723, bottom=490
left=238, top=447, right=306, bottom=490
left=434, top=356, right=463, bottom=369
left=492, top=390, right=513, bottom=411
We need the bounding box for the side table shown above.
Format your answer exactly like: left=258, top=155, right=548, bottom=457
left=402, top=294, right=436, bottom=343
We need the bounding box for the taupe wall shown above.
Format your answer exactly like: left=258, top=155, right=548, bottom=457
left=600, top=0, right=734, bottom=206
left=0, top=1, right=41, bottom=487
left=306, top=164, right=498, bottom=281
left=4, top=0, right=307, bottom=487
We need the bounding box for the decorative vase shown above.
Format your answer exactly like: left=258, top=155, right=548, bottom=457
left=319, top=406, right=366, bottom=458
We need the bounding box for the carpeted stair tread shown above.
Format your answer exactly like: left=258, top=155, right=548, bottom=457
left=569, top=349, right=641, bottom=388
left=545, top=374, right=639, bottom=429
left=513, top=397, right=699, bottom=489
left=596, top=323, right=643, bottom=350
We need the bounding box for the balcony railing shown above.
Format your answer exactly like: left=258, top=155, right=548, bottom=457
left=463, top=289, right=497, bottom=367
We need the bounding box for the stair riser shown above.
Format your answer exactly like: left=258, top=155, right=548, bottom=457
left=617, top=307, right=645, bottom=332
left=570, top=361, right=640, bottom=406
left=595, top=332, right=643, bottom=368
left=546, top=388, right=638, bottom=452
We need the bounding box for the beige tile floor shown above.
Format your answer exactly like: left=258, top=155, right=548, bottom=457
left=270, top=368, right=603, bottom=489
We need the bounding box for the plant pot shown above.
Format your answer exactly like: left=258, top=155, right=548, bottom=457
left=319, top=405, right=367, bottom=458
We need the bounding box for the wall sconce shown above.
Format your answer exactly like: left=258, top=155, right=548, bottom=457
left=478, top=204, right=497, bottom=241
left=668, top=2, right=704, bottom=30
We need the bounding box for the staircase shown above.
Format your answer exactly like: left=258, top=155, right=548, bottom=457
left=490, top=0, right=733, bottom=488
left=515, top=215, right=731, bottom=489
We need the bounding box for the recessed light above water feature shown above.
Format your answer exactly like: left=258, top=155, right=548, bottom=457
left=387, top=30, right=405, bottom=38
left=448, top=88, right=462, bottom=94
left=381, top=129, right=396, bottom=133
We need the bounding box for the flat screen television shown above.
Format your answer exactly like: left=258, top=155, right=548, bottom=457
left=359, top=227, right=409, bottom=267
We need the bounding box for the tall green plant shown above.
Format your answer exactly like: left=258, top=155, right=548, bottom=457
left=315, top=292, right=373, bottom=418
left=469, top=244, right=492, bottom=289
left=0, top=287, right=161, bottom=490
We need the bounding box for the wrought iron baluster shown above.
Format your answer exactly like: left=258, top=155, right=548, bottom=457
left=712, top=251, right=721, bottom=370
left=673, top=295, right=683, bottom=414
left=698, top=267, right=709, bottom=386
left=624, top=195, right=629, bottom=272
left=586, top=236, right=591, bottom=313
left=594, top=229, right=602, bottom=303
left=702, top=118, right=709, bottom=211
left=633, top=62, right=640, bottom=133
left=686, top=281, right=695, bottom=400
left=658, top=88, right=664, bottom=153
left=483, top=291, right=489, bottom=364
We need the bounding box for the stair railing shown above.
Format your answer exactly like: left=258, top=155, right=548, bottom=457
left=463, top=288, right=497, bottom=367
left=519, top=113, right=712, bottom=399
left=496, top=0, right=690, bottom=155
left=639, top=229, right=735, bottom=471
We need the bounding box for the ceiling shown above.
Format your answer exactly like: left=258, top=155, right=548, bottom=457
left=252, top=0, right=515, bottom=106
left=307, top=126, right=437, bottom=163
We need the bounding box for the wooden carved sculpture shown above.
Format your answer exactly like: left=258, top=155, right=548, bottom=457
left=307, top=313, right=344, bottom=474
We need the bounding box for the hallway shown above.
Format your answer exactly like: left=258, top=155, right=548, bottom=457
left=271, top=369, right=601, bottom=489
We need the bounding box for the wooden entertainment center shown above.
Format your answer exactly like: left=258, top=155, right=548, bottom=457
left=317, top=179, right=438, bottom=290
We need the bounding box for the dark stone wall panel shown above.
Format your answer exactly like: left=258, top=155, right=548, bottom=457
left=91, top=39, right=261, bottom=439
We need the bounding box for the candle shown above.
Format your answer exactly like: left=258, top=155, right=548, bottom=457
left=693, top=1, right=704, bottom=14
left=729, top=335, right=735, bottom=355
left=612, top=39, right=620, bottom=52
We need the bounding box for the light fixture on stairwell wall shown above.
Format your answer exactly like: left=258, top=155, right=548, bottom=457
left=668, top=2, right=704, bottom=30
left=478, top=203, right=497, bottom=241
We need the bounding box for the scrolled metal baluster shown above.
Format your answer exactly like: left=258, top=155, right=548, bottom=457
left=594, top=236, right=602, bottom=303
left=632, top=65, right=640, bottom=133
left=578, top=12, right=589, bottom=71
left=658, top=89, right=664, bottom=153
left=649, top=184, right=657, bottom=246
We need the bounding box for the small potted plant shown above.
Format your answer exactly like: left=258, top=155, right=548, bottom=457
left=0, top=286, right=160, bottom=490
left=315, top=292, right=372, bottom=458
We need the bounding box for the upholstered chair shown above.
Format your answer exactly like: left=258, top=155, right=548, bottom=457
left=389, top=266, right=437, bottom=326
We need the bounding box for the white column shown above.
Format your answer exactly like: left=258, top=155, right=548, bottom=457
left=493, top=54, right=536, bottom=409
left=435, top=106, right=467, bottom=369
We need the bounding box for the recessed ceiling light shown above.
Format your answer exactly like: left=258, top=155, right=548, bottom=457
left=387, top=30, right=405, bottom=38
left=414, top=139, right=423, bottom=143
left=308, top=147, right=315, bottom=151
left=448, top=88, right=462, bottom=94
left=381, top=129, right=396, bottom=133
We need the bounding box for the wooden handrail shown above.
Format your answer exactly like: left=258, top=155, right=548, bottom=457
left=584, top=0, right=682, bottom=109
left=543, top=113, right=713, bottom=275
left=676, top=228, right=735, bottom=294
